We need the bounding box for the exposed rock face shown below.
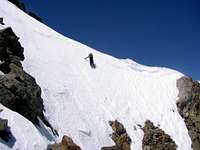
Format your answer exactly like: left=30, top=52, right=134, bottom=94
left=0, top=27, right=58, bottom=137
left=49, top=135, right=81, bottom=150
left=177, top=76, right=200, bottom=150
left=0, top=27, right=44, bottom=124
left=101, top=120, right=131, bottom=150
left=142, top=120, right=177, bottom=150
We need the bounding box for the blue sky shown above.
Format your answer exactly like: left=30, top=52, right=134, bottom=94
left=24, top=0, right=200, bottom=79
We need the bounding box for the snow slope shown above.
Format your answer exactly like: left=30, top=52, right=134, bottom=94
left=0, top=0, right=192, bottom=149
left=0, top=104, right=49, bottom=150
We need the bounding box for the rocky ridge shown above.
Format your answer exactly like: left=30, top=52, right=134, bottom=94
left=177, top=76, right=200, bottom=150
left=0, top=27, right=58, bottom=136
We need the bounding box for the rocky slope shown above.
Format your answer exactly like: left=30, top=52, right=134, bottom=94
left=142, top=120, right=177, bottom=150
left=101, top=120, right=132, bottom=150
left=177, top=76, right=200, bottom=150
left=0, top=27, right=58, bottom=138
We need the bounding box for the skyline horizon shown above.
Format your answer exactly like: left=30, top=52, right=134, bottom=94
left=24, top=0, right=200, bottom=80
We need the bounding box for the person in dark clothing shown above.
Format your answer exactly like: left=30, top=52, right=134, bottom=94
left=85, top=53, right=96, bottom=69
left=0, top=17, right=5, bottom=25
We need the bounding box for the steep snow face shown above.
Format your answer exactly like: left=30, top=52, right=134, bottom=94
left=0, top=104, right=49, bottom=150
left=0, top=0, right=192, bottom=149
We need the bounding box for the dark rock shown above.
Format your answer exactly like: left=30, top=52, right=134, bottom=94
left=0, top=62, right=11, bottom=74
left=101, top=120, right=131, bottom=150
left=0, top=17, right=5, bottom=25
left=49, top=135, right=81, bottom=150
left=142, top=120, right=177, bottom=150
left=0, top=117, right=12, bottom=143
left=0, top=63, right=44, bottom=124
left=176, top=76, right=200, bottom=150
left=0, top=27, right=43, bottom=123
left=7, top=0, right=26, bottom=12
left=101, top=146, right=118, bottom=150
left=0, top=27, right=24, bottom=62
left=0, top=118, right=7, bottom=131
left=0, top=27, right=57, bottom=137
left=28, top=12, right=43, bottom=23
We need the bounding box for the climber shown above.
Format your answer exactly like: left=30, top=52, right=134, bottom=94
left=85, top=53, right=96, bottom=69
left=0, top=17, right=5, bottom=25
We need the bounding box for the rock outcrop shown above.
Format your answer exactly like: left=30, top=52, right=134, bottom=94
left=101, top=120, right=132, bottom=150
left=0, top=27, right=44, bottom=124
left=49, top=135, right=81, bottom=150
left=142, top=120, right=177, bottom=150
left=177, top=76, right=200, bottom=150
left=0, top=27, right=58, bottom=136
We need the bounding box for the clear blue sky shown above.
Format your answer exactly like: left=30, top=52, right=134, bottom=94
left=24, top=0, right=200, bottom=79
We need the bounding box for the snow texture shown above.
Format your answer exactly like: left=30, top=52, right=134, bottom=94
left=0, top=0, right=192, bottom=149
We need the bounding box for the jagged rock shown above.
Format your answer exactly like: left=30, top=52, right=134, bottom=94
left=0, top=27, right=60, bottom=139
left=0, top=27, right=24, bottom=62
left=7, top=0, right=26, bottom=12
left=177, top=76, right=200, bottom=150
left=0, top=27, right=44, bottom=124
left=142, top=120, right=177, bottom=150
left=49, top=135, right=81, bottom=150
left=28, top=12, right=43, bottom=23
left=0, top=27, right=58, bottom=136
left=101, top=120, right=131, bottom=150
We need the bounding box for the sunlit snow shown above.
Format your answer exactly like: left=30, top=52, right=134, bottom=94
left=0, top=0, right=192, bottom=149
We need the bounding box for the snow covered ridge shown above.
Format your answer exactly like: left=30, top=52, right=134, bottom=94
left=0, top=0, right=194, bottom=149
